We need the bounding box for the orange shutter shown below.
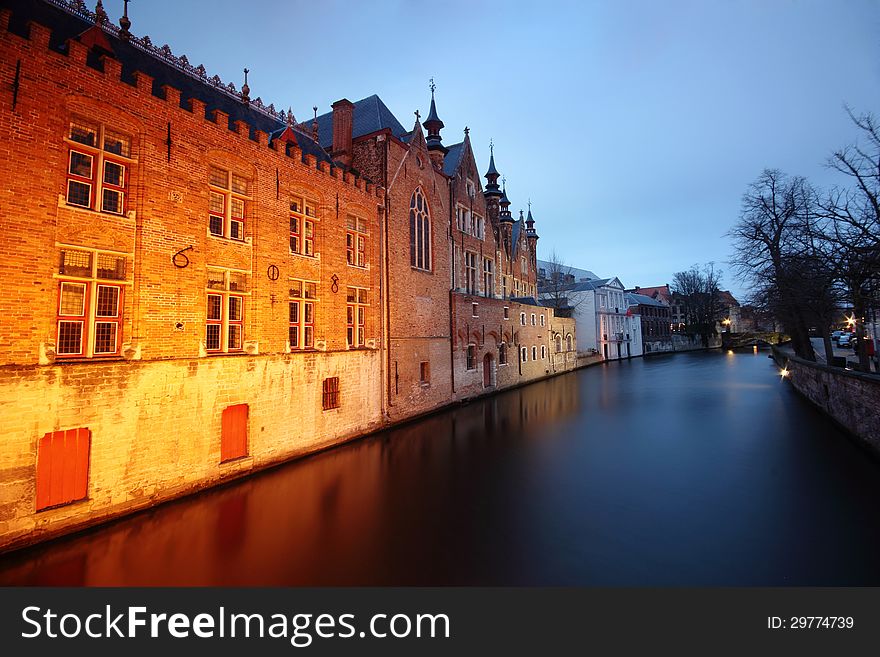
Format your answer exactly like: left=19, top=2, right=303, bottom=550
left=36, top=428, right=90, bottom=511
left=221, top=404, right=248, bottom=462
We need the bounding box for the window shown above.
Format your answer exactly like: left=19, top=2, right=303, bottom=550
left=567, top=334, right=573, bottom=351
left=56, top=247, right=128, bottom=358
left=346, top=214, right=368, bottom=267
left=289, top=197, right=316, bottom=256
left=322, top=377, right=340, bottom=410
left=521, top=257, right=527, bottom=275
left=472, top=303, right=479, bottom=317
left=503, top=307, right=509, bottom=320
left=502, top=276, right=508, bottom=299
left=409, top=187, right=431, bottom=270
left=289, top=279, right=317, bottom=349
left=555, top=335, right=563, bottom=352
left=540, top=314, right=545, bottom=327
left=36, top=428, right=90, bottom=511
left=65, top=120, right=131, bottom=215
left=541, top=345, right=546, bottom=359
left=520, top=312, right=526, bottom=326
left=346, top=287, right=368, bottom=348
left=208, top=165, right=248, bottom=240
left=531, top=313, right=536, bottom=326
left=420, top=361, right=430, bottom=385
left=499, top=342, right=507, bottom=365
left=520, top=347, right=527, bottom=362
left=532, top=346, right=537, bottom=360
left=474, top=214, right=484, bottom=240
left=206, top=268, right=247, bottom=353
left=221, top=404, right=248, bottom=462
left=465, top=252, right=478, bottom=295
left=466, top=344, right=476, bottom=370
left=483, top=258, right=494, bottom=297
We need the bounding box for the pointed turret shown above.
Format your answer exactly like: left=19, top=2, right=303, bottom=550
left=499, top=179, right=513, bottom=223
left=424, top=79, right=447, bottom=169
left=483, top=141, right=501, bottom=197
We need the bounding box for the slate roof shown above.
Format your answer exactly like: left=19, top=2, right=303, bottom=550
left=511, top=219, right=523, bottom=256
left=443, top=142, right=464, bottom=177
left=626, top=292, right=669, bottom=308
left=536, top=261, right=600, bottom=282
left=311, top=94, right=408, bottom=149
left=510, top=296, right=541, bottom=307
left=11, top=0, right=334, bottom=164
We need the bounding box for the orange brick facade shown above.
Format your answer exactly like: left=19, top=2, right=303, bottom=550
left=0, top=1, right=576, bottom=551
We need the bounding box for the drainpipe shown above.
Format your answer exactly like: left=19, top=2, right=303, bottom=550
left=380, top=135, right=393, bottom=415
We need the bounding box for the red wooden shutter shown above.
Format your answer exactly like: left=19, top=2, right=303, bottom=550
left=35, top=428, right=91, bottom=511
left=221, top=404, right=248, bottom=462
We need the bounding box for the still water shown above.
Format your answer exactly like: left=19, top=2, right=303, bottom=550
left=2, top=350, right=880, bottom=586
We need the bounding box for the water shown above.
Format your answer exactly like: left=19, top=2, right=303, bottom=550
left=2, top=350, right=880, bottom=586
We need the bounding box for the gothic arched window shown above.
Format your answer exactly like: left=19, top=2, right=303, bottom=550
left=410, top=187, right=431, bottom=271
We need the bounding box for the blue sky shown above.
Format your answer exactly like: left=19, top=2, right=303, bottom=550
left=123, top=0, right=880, bottom=298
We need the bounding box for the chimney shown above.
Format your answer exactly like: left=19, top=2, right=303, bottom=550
left=331, top=98, right=354, bottom=167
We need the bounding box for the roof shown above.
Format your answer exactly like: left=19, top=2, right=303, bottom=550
left=311, top=94, right=408, bottom=149
left=424, top=95, right=442, bottom=127
left=626, top=292, right=669, bottom=308
left=510, top=296, right=541, bottom=307
left=536, top=261, right=600, bottom=282
left=718, top=290, right=740, bottom=307
left=630, top=285, right=672, bottom=302
left=511, top=219, right=523, bottom=256
left=443, top=141, right=464, bottom=177
left=12, top=0, right=333, bottom=164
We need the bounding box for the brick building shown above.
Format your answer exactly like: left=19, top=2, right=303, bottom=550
left=0, top=0, right=576, bottom=551
left=626, top=292, right=673, bottom=354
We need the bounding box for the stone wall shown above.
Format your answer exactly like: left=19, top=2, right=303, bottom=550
left=772, top=347, right=880, bottom=454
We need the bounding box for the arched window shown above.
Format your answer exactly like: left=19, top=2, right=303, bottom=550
left=555, top=335, right=562, bottom=352
left=566, top=334, right=573, bottom=351
left=409, top=187, right=431, bottom=270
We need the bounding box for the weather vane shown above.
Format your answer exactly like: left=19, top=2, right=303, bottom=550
left=429, top=77, right=435, bottom=94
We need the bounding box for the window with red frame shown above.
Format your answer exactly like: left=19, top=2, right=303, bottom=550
left=206, top=269, right=247, bottom=353
left=56, top=248, right=127, bottom=358
left=290, top=197, right=316, bottom=256
left=208, top=166, right=248, bottom=240
left=346, top=215, right=368, bottom=267
left=289, top=279, right=317, bottom=349
left=65, top=120, right=131, bottom=216
left=346, top=287, right=368, bottom=348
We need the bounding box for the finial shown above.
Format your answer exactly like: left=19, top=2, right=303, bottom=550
left=414, top=109, right=421, bottom=122
left=286, top=107, right=294, bottom=128
left=429, top=77, right=436, bottom=96
left=502, top=176, right=506, bottom=189
left=489, top=138, right=494, bottom=156
left=119, top=0, right=131, bottom=38
left=312, top=106, right=319, bottom=142
left=241, top=68, right=250, bottom=105
left=94, top=0, right=108, bottom=25
left=464, top=126, right=469, bottom=137
left=528, top=198, right=531, bottom=210
left=519, top=209, right=524, bottom=220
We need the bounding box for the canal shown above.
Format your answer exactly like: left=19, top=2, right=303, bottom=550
left=2, top=349, right=880, bottom=586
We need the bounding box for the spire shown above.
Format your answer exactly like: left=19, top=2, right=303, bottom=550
left=241, top=68, right=250, bottom=105
left=311, top=106, right=318, bottom=142
left=483, top=140, right=501, bottom=197
left=525, top=200, right=538, bottom=238
left=500, top=177, right=510, bottom=207
left=424, top=78, right=447, bottom=155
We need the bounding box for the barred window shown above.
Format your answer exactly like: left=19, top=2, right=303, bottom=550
left=322, top=377, right=340, bottom=410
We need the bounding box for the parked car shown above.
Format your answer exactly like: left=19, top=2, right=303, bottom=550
left=831, top=330, right=844, bottom=342
left=838, top=333, right=853, bottom=347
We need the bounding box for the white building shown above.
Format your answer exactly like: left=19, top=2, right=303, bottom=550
left=541, top=277, right=642, bottom=361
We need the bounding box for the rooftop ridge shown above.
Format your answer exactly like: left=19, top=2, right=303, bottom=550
left=46, top=0, right=288, bottom=124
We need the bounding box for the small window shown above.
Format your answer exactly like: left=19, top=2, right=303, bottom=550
left=520, top=347, right=527, bottom=363
left=531, top=313, right=536, bottom=326
left=466, top=344, right=476, bottom=370
left=503, top=307, right=509, bottom=320
left=472, top=303, right=479, bottom=317
left=420, top=361, right=430, bottom=385
left=520, top=312, right=526, bottom=326
left=532, top=346, right=537, bottom=360
left=540, top=315, right=545, bottom=327
left=322, top=377, right=340, bottom=410
left=499, top=343, right=507, bottom=365
left=541, top=345, right=546, bottom=359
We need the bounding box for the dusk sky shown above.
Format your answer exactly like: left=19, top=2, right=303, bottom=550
left=126, top=0, right=880, bottom=298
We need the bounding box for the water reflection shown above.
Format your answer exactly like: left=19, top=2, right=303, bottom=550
left=2, top=351, right=880, bottom=586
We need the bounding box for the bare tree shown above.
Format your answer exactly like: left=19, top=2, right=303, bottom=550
left=671, top=263, right=724, bottom=348
left=821, top=108, right=880, bottom=372
left=538, top=250, right=586, bottom=314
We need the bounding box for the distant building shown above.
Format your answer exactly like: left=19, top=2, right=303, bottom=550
left=626, top=292, right=672, bottom=353
left=717, top=291, right=741, bottom=332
